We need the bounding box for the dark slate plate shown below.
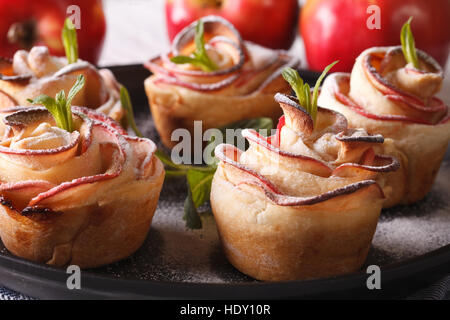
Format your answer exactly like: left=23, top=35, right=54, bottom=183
left=0, top=65, right=449, bottom=299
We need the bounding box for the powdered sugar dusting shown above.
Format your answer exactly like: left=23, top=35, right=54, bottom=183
left=96, top=179, right=252, bottom=283
left=366, top=160, right=450, bottom=265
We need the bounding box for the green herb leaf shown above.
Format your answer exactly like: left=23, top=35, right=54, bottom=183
left=282, top=62, right=338, bottom=124
left=184, top=117, right=274, bottom=228
left=28, top=75, right=85, bottom=132
left=55, top=90, right=71, bottom=132
left=184, top=168, right=215, bottom=229
left=170, top=20, right=218, bottom=72
left=120, top=86, right=143, bottom=138
left=222, top=117, right=273, bottom=144
left=67, top=74, right=85, bottom=106
left=64, top=74, right=85, bottom=132
left=187, top=169, right=215, bottom=208
left=183, top=182, right=203, bottom=229
left=195, top=19, right=208, bottom=58
left=282, top=67, right=304, bottom=106
left=27, top=95, right=66, bottom=129
left=193, top=20, right=217, bottom=71
left=170, top=55, right=199, bottom=65
left=311, top=60, right=339, bottom=122
left=62, top=18, right=78, bottom=64
left=400, top=17, right=419, bottom=69
left=155, top=149, right=180, bottom=169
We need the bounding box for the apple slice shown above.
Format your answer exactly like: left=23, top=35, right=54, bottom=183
left=333, top=73, right=450, bottom=125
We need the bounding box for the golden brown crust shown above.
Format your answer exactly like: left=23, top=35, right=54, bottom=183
left=211, top=168, right=383, bottom=281
left=145, top=76, right=291, bottom=148
left=319, top=47, right=450, bottom=206
left=0, top=107, right=164, bottom=268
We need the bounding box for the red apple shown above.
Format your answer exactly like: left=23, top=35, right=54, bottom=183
left=0, top=0, right=106, bottom=64
left=165, top=0, right=299, bottom=50
left=301, top=0, right=450, bottom=72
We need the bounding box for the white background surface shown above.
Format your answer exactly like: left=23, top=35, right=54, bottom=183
left=99, top=0, right=449, bottom=103
left=98, top=0, right=303, bottom=66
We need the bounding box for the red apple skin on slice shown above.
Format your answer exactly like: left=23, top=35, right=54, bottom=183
left=144, top=16, right=299, bottom=149
left=318, top=46, right=450, bottom=206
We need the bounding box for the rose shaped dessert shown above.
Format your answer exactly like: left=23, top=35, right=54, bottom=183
left=0, top=101, right=164, bottom=268
left=319, top=20, right=450, bottom=206
left=144, top=15, right=299, bottom=148
left=210, top=88, right=399, bottom=280
left=0, top=45, right=125, bottom=122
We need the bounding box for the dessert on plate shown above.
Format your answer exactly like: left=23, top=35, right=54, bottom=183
left=319, top=18, right=450, bottom=206
left=210, top=66, right=399, bottom=281
left=0, top=76, right=164, bottom=268
left=0, top=19, right=125, bottom=122
left=144, top=15, right=299, bottom=148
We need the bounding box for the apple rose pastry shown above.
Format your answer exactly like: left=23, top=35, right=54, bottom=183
left=0, top=77, right=164, bottom=268
left=0, top=46, right=124, bottom=121
left=144, top=15, right=299, bottom=148
left=319, top=19, right=450, bottom=207
left=0, top=20, right=124, bottom=121
left=210, top=66, right=399, bottom=281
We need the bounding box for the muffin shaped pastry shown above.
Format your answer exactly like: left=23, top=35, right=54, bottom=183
left=210, top=91, right=398, bottom=281
left=0, top=97, right=164, bottom=268
left=144, top=15, right=299, bottom=148
left=319, top=23, right=450, bottom=206
left=0, top=46, right=125, bottom=121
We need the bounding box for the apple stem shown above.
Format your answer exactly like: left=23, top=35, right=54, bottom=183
left=7, top=20, right=37, bottom=50
left=203, top=0, right=222, bottom=7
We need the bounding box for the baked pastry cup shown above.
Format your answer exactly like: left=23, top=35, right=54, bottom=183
left=144, top=15, right=299, bottom=148
left=0, top=107, right=164, bottom=268
left=0, top=46, right=125, bottom=122
left=210, top=93, right=399, bottom=281
left=319, top=46, right=450, bottom=207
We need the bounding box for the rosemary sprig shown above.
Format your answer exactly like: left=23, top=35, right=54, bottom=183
left=282, top=61, right=338, bottom=124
